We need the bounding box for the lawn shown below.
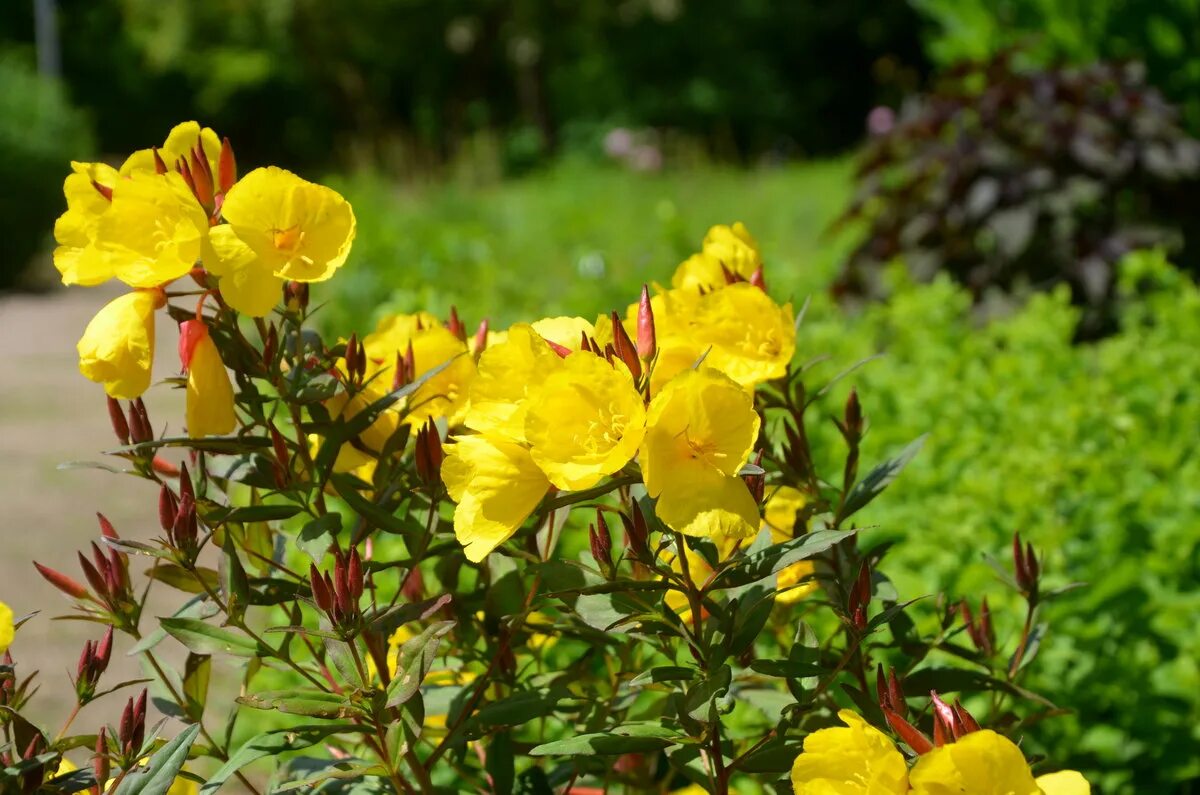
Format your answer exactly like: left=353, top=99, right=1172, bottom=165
left=320, top=158, right=857, bottom=336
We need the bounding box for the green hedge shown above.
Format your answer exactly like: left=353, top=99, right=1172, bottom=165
left=802, top=250, right=1199, bottom=793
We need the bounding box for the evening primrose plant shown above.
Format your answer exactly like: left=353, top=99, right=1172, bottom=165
left=2, top=122, right=1094, bottom=793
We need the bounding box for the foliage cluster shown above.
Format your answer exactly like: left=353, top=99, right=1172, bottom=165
left=834, top=52, right=1200, bottom=337
left=0, top=122, right=1096, bottom=794
left=802, top=250, right=1200, bottom=793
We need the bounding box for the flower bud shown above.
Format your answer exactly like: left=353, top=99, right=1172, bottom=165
left=545, top=338, right=572, bottom=358
left=218, top=137, right=237, bottom=194
left=589, top=510, right=613, bottom=573
left=344, top=334, right=360, bottom=383
left=472, top=318, right=490, bottom=357
left=158, top=485, right=177, bottom=533
left=189, top=147, right=214, bottom=208
left=637, top=284, right=656, bottom=360
left=107, top=397, right=130, bottom=445
left=35, top=562, right=91, bottom=601
left=347, top=547, right=364, bottom=601
left=749, top=265, right=766, bottom=291
left=309, top=564, right=332, bottom=612
left=97, top=513, right=119, bottom=541
left=285, top=281, right=309, bottom=313
left=94, top=728, right=110, bottom=791
left=609, top=311, right=642, bottom=380
left=151, top=148, right=168, bottom=175
left=447, top=306, right=465, bottom=341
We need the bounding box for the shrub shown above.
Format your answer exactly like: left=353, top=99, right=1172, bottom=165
left=0, top=55, right=93, bottom=288
left=834, top=52, right=1200, bottom=337
left=1, top=122, right=1094, bottom=793
left=803, top=250, right=1200, bottom=792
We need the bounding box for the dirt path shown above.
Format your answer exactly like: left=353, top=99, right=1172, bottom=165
left=0, top=283, right=190, bottom=737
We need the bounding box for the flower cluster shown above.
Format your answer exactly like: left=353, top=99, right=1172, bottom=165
left=54, top=121, right=355, bottom=438
left=2, top=122, right=1099, bottom=794
left=792, top=708, right=1090, bottom=795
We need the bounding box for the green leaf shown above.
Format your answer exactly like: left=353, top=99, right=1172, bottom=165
left=297, top=513, right=342, bottom=562
left=145, top=564, right=219, bottom=595
left=711, top=529, right=859, bottom=588
left=128, top=596, right=219, bottom=656
left=203, top=504, right=302, bottom=524
left=236, top=690, right=366, bottom=719
left=201, top=725, right=370, bottom=793
left=111, top=723, right=201, bottom=795
left=160, top=618, right=264, bottom=657
left=837, top=435, right=926, bottom=521
left=629, top=666, right=698, bottom=687
left=470, top=688, right=569, bottom=730
left=685, top=665, right=732, bottom=722
left=182, top=654, right=210, bottom=722
left=486, top=731, right=515, bottom=795
left=749, top=660, right=827, bottom=678
left=903, top=666, right=1054, bottom=706
left=528, top=732, right=677, bottom=757
left=386, top=620, right=456, bottom=708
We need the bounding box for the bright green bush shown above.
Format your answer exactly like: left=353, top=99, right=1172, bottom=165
left=801, top=250, right=1200, bottom=793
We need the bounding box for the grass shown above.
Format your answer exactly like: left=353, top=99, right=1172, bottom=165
left=320, top=157, right=856, bottom=336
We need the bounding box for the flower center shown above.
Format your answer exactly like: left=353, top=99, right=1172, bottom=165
left=272, top=225, right=305, bottom=252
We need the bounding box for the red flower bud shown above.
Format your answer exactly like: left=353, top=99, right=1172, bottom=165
left=609, top=311, right=642, bottom=380
left=91, top=179, right=113, bottom=201
left=151, top=148, right=168, bottom=175
left=637, top=284, right=656, bottom=360
left=473, top=318, right=490, bottom=356
left=883, top=708, right=933, bottom=754
left=447, top=306, right=464, bottom=340
left=309, top=564, right=332, bottom=612
left=97, top=513, right=119, bottom=540
left=94, top=728, right=110, bottom=789
left=545, top=338, right=572, bottom=358
left=749, top=265, right=766, bottom=291
left=589, top=510, right=613, bottom=572
left=218, top=137, right=237, bottom=194
left=348, top=548, right=364, bottom=601
left=35, top=562, right=92, bottom=601
left=107, top=397, right=130, bottom=445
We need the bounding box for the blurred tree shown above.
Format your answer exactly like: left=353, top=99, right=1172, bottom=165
left=1, top=0, right=928, bottom=172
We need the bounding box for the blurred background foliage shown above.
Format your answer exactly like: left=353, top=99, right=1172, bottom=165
left=2, top=0, right=1199, bottom=791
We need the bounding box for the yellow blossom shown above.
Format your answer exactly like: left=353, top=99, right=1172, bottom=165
left=0, top=600, right=13, bottom=653
left=52, top=162, right=119, bottom=286
left=641, top=368, right=761, bottom=539
left=692, top=283, right=794, bottom=388
left=85, top=172, right=209, bottom=289
left=910, top=730, right=1089, bottom=795
left=763, top=486, right=817, bottom=603
left=77, top=290, right=161, bottom=399
left=531, top=316, right=596, bottom=351
left=207, top=167, right=355, bottom=315
left=465, top=324, right=564, bottom=443
left=524, top=351, right=646, bottom=490
left=669, top=222, right=761, bottom=291
left=120, top=120, right=221, bottom=178
left=442, top=434, right=551, bottom=562
left=361, top=314, right=475, bottom=427
left=790, top=710, right=909, bottom=795
left=182, top=322, right=237, bottom=439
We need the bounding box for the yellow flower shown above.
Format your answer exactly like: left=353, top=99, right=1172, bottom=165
left=442, top=434, right=551, bottom=562
left=531, top=316, right=597, bottom=352
left=120, top=120, right=222, bottom=178
left=669, top=222, right=761, bottom=291
left=641, top=368, right=761, bottom=539
left=790, top=710, right=909, bottom=795
left=693, top=283, right=794, bottom=388
left=361, top=314, right=475, bottom=427
left=763, top=486, right=817, bottom=604
left=212, top=167, right=355, bottom=301
left=0, top=600, right=13, bottom=653
left=1035, top=771, right=1092, bottom=795
left=524, top=351, right=646, bottom=490
left=910, top=730, right=1090, bottom=795
left=181, top=321, right=237, bottom=439
left=77, top=290, right=162, bottom=399
left=91, top=172, right=210, bottom=289
left=465, top=324, right=564, bottom=443
left=52, top=162, right=119, bottom=286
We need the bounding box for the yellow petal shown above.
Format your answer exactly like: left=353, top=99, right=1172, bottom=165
left=790, top=710, right=909, bottom=795
left=910, top=730, right=1041, bottom=795
left=652, top=464, right=760, bottom=539
left=120, top=120, right=221, bottom=178
left=77, top=291, right=158, bottom=399
left=694, top=283, right=794, bottom=388
left=525, top=350, right=646, bottom=490
left=1036, top=771, right=1091, bottom=795
left=220, top=166, right=356, bottom=282
left=0, top=601, right=13, bottom=654
left=206, top=225, right=282, bottom=317
left=186, top=331, right=237, bottom=439
left=442, top=435, right=550, bottom=562
left=97, top=173, right=209, bottom=288
left=465, top=324, right=564, bottom=443
left=530, top=316, right=596, bottom=351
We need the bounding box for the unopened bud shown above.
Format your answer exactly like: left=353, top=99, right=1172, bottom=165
left=447, top=306, right=465, bottom=340
left=189, top=148, right=214, bottom=207
left=309, top=564, right=332, bottom=612
left=844, top=388, right=863, bottom=438
left=749, top=265, right=766, bottom=291
left=158, top=485, right=177, bottom=532
left=151, top=148, right=168, bottom=175
left=636, top=285, right=657, bottom=361
left=589, top=510, right=613, bottom=573
left=285, top=281, right=309, bottom=312
left=134, top=399, right=152, bottom=441
left=96, top=513, right=119, bottom=540
left=107, top=398, right=130, bottom=445
left=545, top=339, right=572, bottom=358
left=620, top=503, right=649, bottom=558
left=218, top=137, right=237, bottom=194
left=473, top=319, right=490, bottom=357
left=609, top=311, right=642, bottom=380
left=94, top=728, right=110, bottom=789
left=348, top=548, right=364, bottom=601
left=35, top=562, right=91, bottom=601
left=344, top=334, right=359, bottom=382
